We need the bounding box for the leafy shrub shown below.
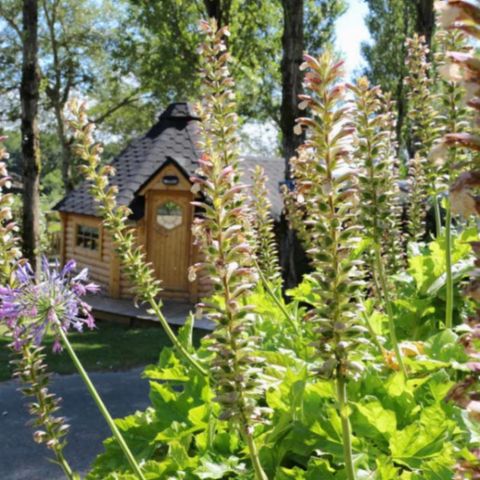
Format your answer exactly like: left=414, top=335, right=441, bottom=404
left=3, top=2, right=480, bottom=479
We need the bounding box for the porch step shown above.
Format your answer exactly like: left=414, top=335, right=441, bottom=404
left=85, top=295, right=214, bottom=331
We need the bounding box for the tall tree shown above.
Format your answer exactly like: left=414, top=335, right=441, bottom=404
left=117, top=1, right=343, bottom=130
left=0, top=2, right=23, bottom=122
left=40, top=0, right=134, bottom=192
left=116, top=0, right=280, bottom=121
left=278, top=0, right=345, bottom=286
left=361, top=0, right=435, bottom=149
left=278, top=0, right=305, bottom=288
left=280, top=0, right=344, bottom=173
left=416, top=0, right=435, bottom=46
left=20, top=0, right=41, bottom=270
left=1, top=0, right=141, bottom=192
left=362, top=0, right=415, bottom=147
left=280, top=0, right=304, bottom=175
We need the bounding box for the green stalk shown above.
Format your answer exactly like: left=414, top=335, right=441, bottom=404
left=336, top=372, right=356, bottom=480
left=242, top=425, right=268, bottom=480
left=433, top=195, right=442, bottom=238
left=254, top=259, right=298, bottom=333
left=374, top=245, right=407, bottom=378
left=445, top=199, right=454, bottom=329
left=51, top=446, right=77, bottom=480
left=254, top=259, right=310, bottom=358
left=361, top=311, right=385, bottom=355
left=58, top=457, right=76, bottom=479
left=109, top=233, right=207, bottom=377
left=444, top=144, right=457, bottom=331
left=145, top=293, right=207, bottom=377
left=56, top=325, right=146, bottom=480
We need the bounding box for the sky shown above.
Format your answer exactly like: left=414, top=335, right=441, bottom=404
left=335, top=0, right=371, bottom=78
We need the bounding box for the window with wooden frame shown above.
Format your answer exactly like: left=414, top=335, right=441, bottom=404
left=75, top=224, right=100, bottom=252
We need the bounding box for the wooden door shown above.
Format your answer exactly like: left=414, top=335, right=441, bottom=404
left=147, top=191, right=192, bottom=295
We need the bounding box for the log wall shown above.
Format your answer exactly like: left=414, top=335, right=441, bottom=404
left=63, top=213, right=113, bottom=293
left=61, top=207, right=212, bottom=301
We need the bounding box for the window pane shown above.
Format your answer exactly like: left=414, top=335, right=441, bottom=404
left=76, top=225, right=100, bottom=251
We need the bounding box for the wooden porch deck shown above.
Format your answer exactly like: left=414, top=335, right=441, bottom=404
left=86, top=295, right=214, bottom=331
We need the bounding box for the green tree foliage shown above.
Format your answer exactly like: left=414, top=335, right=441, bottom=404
left=115, top=0, right=344, bottom=124
left=0, top=0, right=146, bottom=192
left=113, top=0, right=279, bottom=120
left=361, top=0, right=417, bottom=146
left=362, top=0, right=435, bottom=149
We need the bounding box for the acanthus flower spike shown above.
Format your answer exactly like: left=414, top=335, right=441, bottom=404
left=286, top=50, right=365, bottom=480
left=349, top=77, right=406, bottom=376
left=437, top=1, right=480, bottom=477
left=191, top=18, right=268, bottom=480
left=404, top=34, right=444, bottom=239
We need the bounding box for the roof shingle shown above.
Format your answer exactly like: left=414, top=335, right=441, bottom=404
left=55, top=102, right=285, bottom=219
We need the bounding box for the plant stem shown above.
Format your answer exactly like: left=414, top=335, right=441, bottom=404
left=336, top=373, right=356, bottom=480
left=254, top=259, right=298, bottom=333
left=361, top=311, right=385, bottom=355
left=145, top=293, right=207, bottom=377
left=54, top=451, right=77, bottom=480
left=242, top=425, right=268, bottom=480
left=57, top=325, right=146, bottom=480
left=374, top=245, right=407, bottom=378
left=433, top=195, right=442, bottom=238
left=445, top=199, right=454, bottom=329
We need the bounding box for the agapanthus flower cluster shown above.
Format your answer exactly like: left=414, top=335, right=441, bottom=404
left=190, top=19, right=268, bottom=480
left=0, top=258, right=98, bottom=353
left=0, top=140, right=78, bottom=477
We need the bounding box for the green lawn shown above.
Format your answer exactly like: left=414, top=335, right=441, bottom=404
left=0, top=321, right=206, bottom=382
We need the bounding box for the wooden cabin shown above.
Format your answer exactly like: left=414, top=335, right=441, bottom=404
left=55, top=103, right=284, bottom=302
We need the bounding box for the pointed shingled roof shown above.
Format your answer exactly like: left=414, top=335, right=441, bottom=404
left=55, top=102, right=285, bottom=219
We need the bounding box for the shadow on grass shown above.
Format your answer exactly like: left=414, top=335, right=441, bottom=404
left=0, top=321, right=207, bottom=382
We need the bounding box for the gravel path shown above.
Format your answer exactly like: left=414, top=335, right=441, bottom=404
left=0, top=368, right=150, bottom=480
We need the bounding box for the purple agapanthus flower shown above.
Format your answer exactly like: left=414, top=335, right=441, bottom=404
left=0, top=257, right=99, bottom=352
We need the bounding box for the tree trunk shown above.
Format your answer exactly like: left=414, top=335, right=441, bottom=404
left=415, top=0, right=435, bottom=47
left=204, top=0, right=221, bottom=22
left=279, top=0, right=304, bottom=288
left=203, top=0, right=232, bottom=26
left=280, top=0, right=304, bottom=180
left=20, top=0, right=41, bottom=271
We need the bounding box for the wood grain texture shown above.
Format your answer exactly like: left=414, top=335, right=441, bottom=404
left=147, top=190, right=193, bottom=296
left=64, top=214, right=110, bottom=288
